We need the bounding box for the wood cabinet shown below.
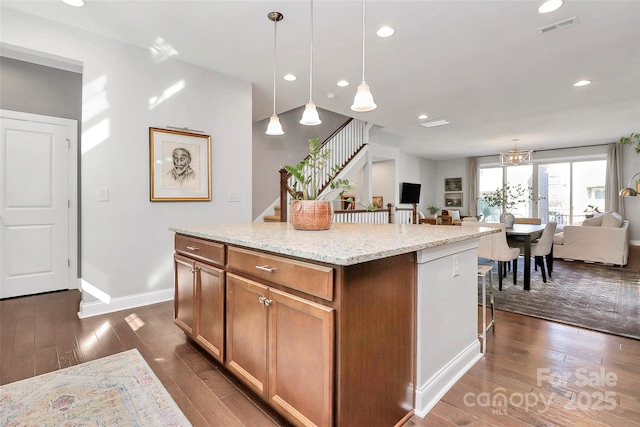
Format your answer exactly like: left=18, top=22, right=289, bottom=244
left=173, top=235, right=225, bottom=362
left=226, top=272, right=334, bottom=427
left=173, top=233, right=415, bottom=427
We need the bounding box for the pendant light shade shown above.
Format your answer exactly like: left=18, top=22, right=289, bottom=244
left=266, top=114, right=284, bottom=135
left=352, top=81, right=377, bottom=112
left=300, top=0, right=321, bottom=125
left=266, top=11, right=284, bottom=136
left=351, top=0, right=377, bottom=112
left=300, top=101, right=321, bottom=125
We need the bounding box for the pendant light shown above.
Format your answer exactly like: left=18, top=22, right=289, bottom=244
left=351, top=0, right=377, bottom=112
left=300, top=0, right=321, bottom=125
left=266, top=12, right=284, bottom=136
left=500, top=139, right=532, bottom=166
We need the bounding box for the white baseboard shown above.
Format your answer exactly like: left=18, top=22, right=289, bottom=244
left=78, top=288, right=174, bottom=318
left=630, top=240, right=639, bottom=246
left=414, top=340, right=483, bottom=418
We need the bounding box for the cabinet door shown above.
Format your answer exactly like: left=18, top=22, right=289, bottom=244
left=195, top=261, right=225, bottom=362
left=268, top=288, right=335, bottom=427
left=225, top=273, right=268, bottom=395
left=174, top=254, right=195, bottom=336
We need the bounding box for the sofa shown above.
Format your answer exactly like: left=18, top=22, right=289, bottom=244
left=553, top=212, right=629, bottom=266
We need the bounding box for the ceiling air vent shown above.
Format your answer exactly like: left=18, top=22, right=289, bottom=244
left=418, top=119, right=450, bottom=128
left=538, top=16, right=578, bottom=34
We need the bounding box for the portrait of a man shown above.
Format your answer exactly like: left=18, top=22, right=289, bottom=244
left=168, top=147, right=196, bottom=185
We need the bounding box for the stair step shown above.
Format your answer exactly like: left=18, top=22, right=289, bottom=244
left=263, top=215, right=281, bottom=222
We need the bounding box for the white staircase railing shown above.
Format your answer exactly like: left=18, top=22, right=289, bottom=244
left=287, top=118, right=367, bottom=197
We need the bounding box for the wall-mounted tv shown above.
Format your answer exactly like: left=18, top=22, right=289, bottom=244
left=400, top=182, right=421, bottom=204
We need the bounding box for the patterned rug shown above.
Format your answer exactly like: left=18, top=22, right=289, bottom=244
left=485, top=259, right=640, bottom=340
left=0, top=349, right=191, bottom=426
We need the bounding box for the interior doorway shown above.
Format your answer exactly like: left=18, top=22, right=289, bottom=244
left=0, top=110, right=78, bottom=299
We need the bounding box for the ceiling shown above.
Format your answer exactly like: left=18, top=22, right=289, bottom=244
left=3, top=0, right=639, bottom=160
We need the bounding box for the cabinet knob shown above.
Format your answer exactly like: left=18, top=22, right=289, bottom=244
left=186, top=245, right=200, bottom=251
left=258, top=296, right=273, bottom=306
left=256, top=265, right=276, bottom=273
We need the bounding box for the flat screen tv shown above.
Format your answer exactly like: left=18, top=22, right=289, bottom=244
left=400, top=182, right=421, bottom=204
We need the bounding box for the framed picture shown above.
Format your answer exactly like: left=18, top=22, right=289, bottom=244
left=445, top=177, right=463, bottom=192
left=341, top=194, right=356, bottom=210
left=372, top=196, right=383, bottom=209
left=444, top=193, right=463, bottom=207
left=149, top=127, right=211, bottom=201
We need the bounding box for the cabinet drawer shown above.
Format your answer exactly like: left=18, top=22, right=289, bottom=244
left=227, top=247, right=333, bottom=301
left=175, top=234, right=224, bottom=267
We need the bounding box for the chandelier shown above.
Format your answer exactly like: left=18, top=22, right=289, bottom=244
left=500, top=139, right=532, bottom=166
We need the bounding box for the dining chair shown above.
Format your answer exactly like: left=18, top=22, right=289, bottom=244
left=462, top=222, right=520, bottom=290
left=512, top=222, right=557, bottom=283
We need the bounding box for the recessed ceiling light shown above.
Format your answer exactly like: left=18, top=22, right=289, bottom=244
left=418, top=114, right=428, bottom=120
left=337, top=80, right=349, bottom=87
left=573, top=80, right=591, bottom=87
left=283, top=74, right=296, bottom=81
left=538, top=0, right=563, bottom=14
left=376, top=26, right=395, bottom=38
left=418, top=119, right=450, bottom=128
left=62, top=0, right=85, bottom=7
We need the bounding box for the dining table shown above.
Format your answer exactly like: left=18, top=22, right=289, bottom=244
left=505, top=223, right=549, bottom=291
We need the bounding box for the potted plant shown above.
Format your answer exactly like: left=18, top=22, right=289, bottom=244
left=283, top=137, right=354, bottom=230
left=583, top=205, right=601, bottom=218
left=427, top=204, right=440, bottom=218
left=480, top=183, right=540, bottom=227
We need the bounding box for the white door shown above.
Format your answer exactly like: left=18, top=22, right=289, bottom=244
left=0, top=112, right=76, bottom=299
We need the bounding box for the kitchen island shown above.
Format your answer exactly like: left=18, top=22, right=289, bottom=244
left=170, top=222, right=495, bottom=426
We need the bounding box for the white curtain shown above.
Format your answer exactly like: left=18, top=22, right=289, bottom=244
left=606, top=142, right=623, bottom=217
left=467, top=157, right=478, bottom=217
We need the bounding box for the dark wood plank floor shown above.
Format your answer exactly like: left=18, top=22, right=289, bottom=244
left=2, top=282, right=639, bottom=426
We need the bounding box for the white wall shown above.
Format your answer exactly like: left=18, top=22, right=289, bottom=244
left=1, top=9, right=253, bottom=312
left=398, top=152, right=437, bottom=214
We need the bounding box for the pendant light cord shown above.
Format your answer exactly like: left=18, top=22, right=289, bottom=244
left=309, top=0, right=314, bottom=101
left=361, top=0, right=366, bottom=81
left=272, top=17, right=277, bottom=114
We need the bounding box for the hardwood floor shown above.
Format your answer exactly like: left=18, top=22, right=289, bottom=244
left=2, top=288, right=639, bottom=426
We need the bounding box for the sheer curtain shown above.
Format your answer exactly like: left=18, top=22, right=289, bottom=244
left=606, top=142, right=623, bottom=217
left=467, top=157, right=478, bottom=217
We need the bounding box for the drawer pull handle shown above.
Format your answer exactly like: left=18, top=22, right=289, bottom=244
left=256, top=265, right=276, bottom=273
left=186, top=246, right=200, bottom=251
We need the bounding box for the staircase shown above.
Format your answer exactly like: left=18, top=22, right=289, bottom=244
left=266, top=118, right=369, bottom=223
left=263, top=205, right=281, bottom=222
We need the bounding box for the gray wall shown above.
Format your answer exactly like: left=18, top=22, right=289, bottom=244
left=0, top=57, right=82, bottom=121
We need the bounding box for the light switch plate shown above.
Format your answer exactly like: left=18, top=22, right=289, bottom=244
left=98, top=188, right=109, bottom=202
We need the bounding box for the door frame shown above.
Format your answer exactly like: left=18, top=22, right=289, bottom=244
left=0, top=109, right=79, bottom=291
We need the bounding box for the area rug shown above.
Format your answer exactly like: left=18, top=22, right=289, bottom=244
left=0, top=349, right=192, bottom=426
left=486, top=260, right=640, bottom=340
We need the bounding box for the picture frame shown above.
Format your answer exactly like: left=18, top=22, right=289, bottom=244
left=149, top=127, right=211, bottom=201
left=444, top=177, right=463, bottom=192
left=372, top=196, right=383, bottom=209
left=341, top=194, right=356, bottom=210
left=444, top=192, right=463, bottom=207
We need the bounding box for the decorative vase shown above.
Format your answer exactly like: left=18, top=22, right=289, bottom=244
left=290, top=200, right=333, bottom=231
left=500, top=212, right=515, bottom=228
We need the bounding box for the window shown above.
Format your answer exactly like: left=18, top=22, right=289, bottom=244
left=478, top=165, right=533, bottom=221
left=479, top=154, right=607, bottom=225
left=539, top=160, right=606, bottom=224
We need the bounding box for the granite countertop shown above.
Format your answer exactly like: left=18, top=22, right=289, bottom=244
left=170, top=222, right=498, bottom=266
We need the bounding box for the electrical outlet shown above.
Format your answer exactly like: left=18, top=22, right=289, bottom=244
left=228, top=191, right=241, bottom=202
left=452, top=255, right=460, bottom=277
